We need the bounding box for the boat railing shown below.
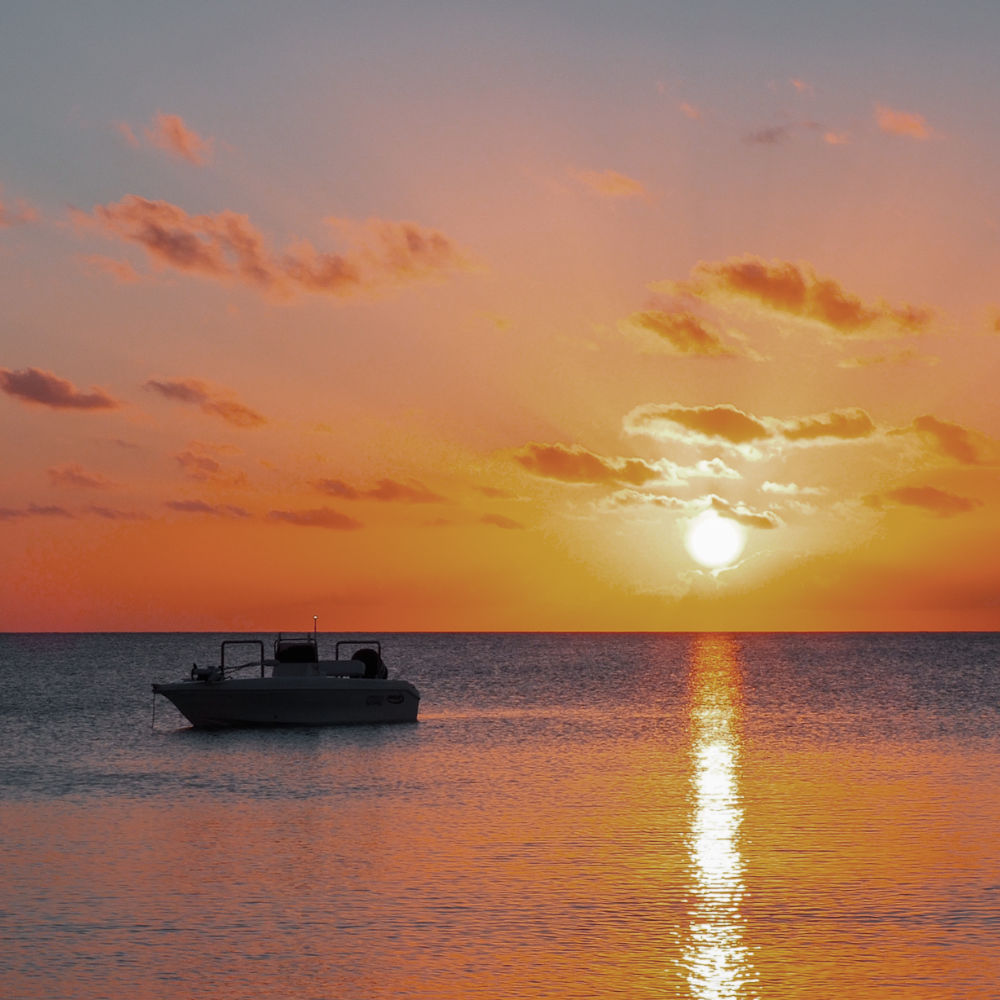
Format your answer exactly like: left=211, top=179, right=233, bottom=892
left=220, top=639, right=266, bottom=678
left=335, top=639, right=382, bottom=661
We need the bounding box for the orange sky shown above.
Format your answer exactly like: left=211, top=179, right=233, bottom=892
left=2, top=3, right=999, bottom=630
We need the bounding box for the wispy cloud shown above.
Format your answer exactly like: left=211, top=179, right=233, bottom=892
left=0, top=503, right=74, bottom=521
left=480, top=513, right=525, bottom=530
left=659, top=256, right=930, bottom=338
left=175, top=446, right=248, bottom=485
left=47, top=464, right=114, bottom=489
left=145, top=377, right=265, bottom=428
left=266, top=507, right=363, bottom=530
left=88, top=505, right=148, bottom=521
left=866, top=486, right=981, bottom=517
left=78, top=195, right=473, bottom=301
left=0, top=367, right=120, bottom=411
left=0, top=183, right=38, bottom=227
left=118, top=112, right=214, bottom=165
left=165, top=499, right=250, bottom=517
left=571, top=168, right=647, bottom=199
left=874, top=103, right=933, bottom=140
left=312, top=478, right=445, bottom=503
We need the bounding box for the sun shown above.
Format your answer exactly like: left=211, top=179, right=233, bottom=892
left=684, top=511, right=747, bottom=569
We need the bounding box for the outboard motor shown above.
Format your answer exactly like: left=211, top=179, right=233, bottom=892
left=190, top=663, right=223, bottom=683
left=351, top=647, right=388, bottom=679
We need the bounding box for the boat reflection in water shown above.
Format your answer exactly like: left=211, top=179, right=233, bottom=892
left=681, top=634, right=756, bottom=999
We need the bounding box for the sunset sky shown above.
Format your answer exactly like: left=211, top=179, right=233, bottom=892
left=2, top=1, right=998, bottom=631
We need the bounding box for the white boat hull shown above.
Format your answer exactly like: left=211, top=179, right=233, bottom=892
left=153, top=675, right=420, bottom=728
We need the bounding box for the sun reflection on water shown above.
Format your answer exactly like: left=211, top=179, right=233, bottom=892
left=682, top=634, right=756, bottom=999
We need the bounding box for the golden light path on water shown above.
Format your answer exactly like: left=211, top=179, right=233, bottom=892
left=682, top=634, right=757, bottom=999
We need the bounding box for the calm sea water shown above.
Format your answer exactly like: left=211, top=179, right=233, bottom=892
left=1, top=632, right=998, bottom=999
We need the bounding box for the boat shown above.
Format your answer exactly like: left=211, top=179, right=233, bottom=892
left=152, top=626, right=420, bottom=728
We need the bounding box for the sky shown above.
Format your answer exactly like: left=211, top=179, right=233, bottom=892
left=1, top=0, right=999, bottom=631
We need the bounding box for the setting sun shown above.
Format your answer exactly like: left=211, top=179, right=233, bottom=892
left=685, top=512, right=748, bottom=569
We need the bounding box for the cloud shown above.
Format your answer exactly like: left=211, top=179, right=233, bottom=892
left=709, top=495, right=781, bottom=529
left=83, top=255, right=145, bottom=284
left=621, top=310, right=740, bottom=358
left=762, top=480, right=826, bottom=496
left=781, top=408, right=875, bottom=441
left=0, top=367, right=120, bottom=410
left=312, top=477, right=445, bottom=503
left=624, top=403, right=879, bottom=454
left=678, top=102, right=701, bottom=120
left=145, top=377, right=265, bottom=427
left=836, top=348, right=938, bottom=369
left=875, top=104, right=933, bottom=140
left=662, top=256, right=930, bottom=338
left=79, top=195, right=473, bottom=301
left=266, top=507, right=363, bottom=530
left=88, top=506, right=148, bottom=521
left=0, top=503, right=74, bottom=521
left=909, top=415, right=985, bottom=465
left=480, top=513, right=525, bottom=530
left=47, top=464, right=114, bottom=489
left=175, top=448, right=248, bottom=485
left=165, top=499, right=250, bottom=517
left=624, top=403, right=769, bottom=447
left=0, top=183, right=38, bottom=227
left=514, top=442, right=666, bottom=487
left=868, top=486, right=981, bottom=518
left=145, top=112, right=214, bottom=165
left=571, top=168, right=647, bottom=199
left=743, top=125, right=793, bottom=146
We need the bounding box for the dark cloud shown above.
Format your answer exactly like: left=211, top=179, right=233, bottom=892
left=0, top=367, right=119, bottom=410
left=165, top=499, right=250, bottom=517
left=145, top=377, right=265, bottom=428
left=47, top=464, right=114, bottom=489
left=266, top=507, right=363, bottom=530
left=313, top=477, right=445, bottom=503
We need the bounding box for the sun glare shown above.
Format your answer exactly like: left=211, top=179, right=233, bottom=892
left=685, top=511, right=747, bottom=569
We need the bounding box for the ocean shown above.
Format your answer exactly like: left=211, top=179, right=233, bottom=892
left=1, top=631, right=998, bottom=999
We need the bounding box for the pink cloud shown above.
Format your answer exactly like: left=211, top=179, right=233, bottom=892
left=145, top=112, right=214, bottom=165
left=875, top=104, right=933, bottom=139
left=571, top=168, right=647, bottom=199
left=79, top=195, right=472, bottom=300
left=0, top=183, right=37, bottom=227
left=0, top=367, right=120, bottom=410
